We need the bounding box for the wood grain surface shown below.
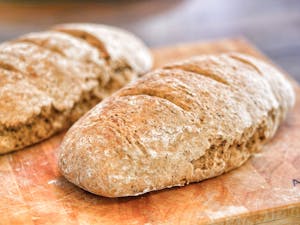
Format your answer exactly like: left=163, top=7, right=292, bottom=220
left=0, top=39, right=299, bottom=225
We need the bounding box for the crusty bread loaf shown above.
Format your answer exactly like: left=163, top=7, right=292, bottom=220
left=0, top=23, right=152, bottom=154
left=58, top=53, right=295, bottom=197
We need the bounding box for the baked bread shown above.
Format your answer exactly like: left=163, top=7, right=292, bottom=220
left=0, top=23, right=152, bottom=154
left=58, top=53, right=295, bottom=197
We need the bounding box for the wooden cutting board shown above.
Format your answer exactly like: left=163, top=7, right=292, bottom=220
left=0, top=38, right=299, bottom=225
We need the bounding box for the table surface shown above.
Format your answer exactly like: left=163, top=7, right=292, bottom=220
left=0, top=0, right=299, bottom=82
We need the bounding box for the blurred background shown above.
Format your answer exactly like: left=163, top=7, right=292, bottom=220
left=0, top=0, right=299, bottom=81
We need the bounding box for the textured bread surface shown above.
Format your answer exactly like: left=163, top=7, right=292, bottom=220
left=58, top=53, right=295, bottom=197
left=0, top=24, right=152, bottom=154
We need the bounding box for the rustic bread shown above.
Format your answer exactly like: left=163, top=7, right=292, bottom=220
left=58, top=53, right=295, bottom=197
left=0, top=24, right=152, bottom=154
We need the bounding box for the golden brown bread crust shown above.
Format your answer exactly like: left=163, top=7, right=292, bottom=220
left=0, top=24, right=152, bottom=154
left=52, top=23, right=152, bottom=75
left=58, top=53, right=295, bottom=197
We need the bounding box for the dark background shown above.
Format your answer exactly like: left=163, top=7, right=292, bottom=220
left=0, top=0, right=299, bottom=81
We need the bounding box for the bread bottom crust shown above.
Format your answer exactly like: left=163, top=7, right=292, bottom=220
left=0, top=67, right=136, bottom=154
left=0, top=91, right=101, bottom=154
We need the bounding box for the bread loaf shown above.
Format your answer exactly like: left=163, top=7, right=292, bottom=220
left=58, top=53, right=295, bottom=197
left=0, top=23, right=152, bottom=154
